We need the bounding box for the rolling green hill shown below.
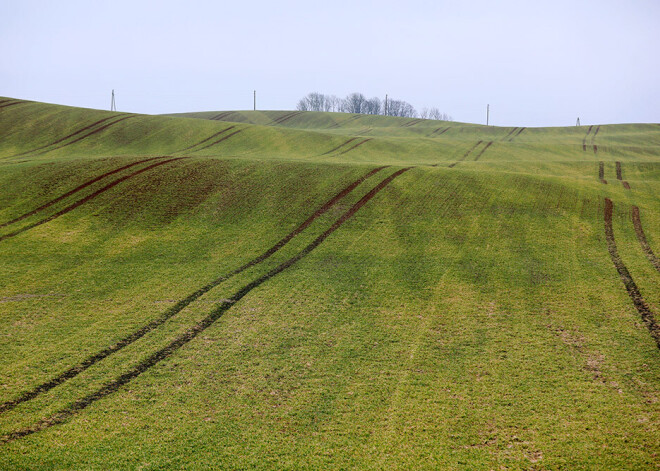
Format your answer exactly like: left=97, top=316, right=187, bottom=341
left=1, top=96, right=659, bottom=469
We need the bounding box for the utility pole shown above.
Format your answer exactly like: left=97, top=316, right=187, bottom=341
left=253, top=90, right=256, bottom=111
left=385, top=94, right=388, bottom=116
left=110, top=90, right=116, bottom=112
left=486, top=104, right=489, bottom=126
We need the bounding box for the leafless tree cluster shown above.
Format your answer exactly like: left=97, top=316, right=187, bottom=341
left=296, top=92, right=452, bottom=121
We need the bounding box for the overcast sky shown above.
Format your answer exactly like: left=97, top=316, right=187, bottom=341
left=1, top=0, right=658, bottom=127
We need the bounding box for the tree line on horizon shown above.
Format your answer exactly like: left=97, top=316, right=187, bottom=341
left=296, top=92, right=453, bottom=121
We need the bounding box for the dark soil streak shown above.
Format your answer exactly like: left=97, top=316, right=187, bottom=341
left=174, top=126, right=236, bottom=153
left=509, top=127, right=526, bottom=141
left=0, top=167, right=386, bottom=414
left=502, top=128, right=518, bottom=141
left=448, top=141, right=483, bottom=168
left=30, top=116, right=135, bottom=157
left=329, top=115, right=361, bottom=129
left=428, top=127, right=449, bottom=137
left=622, top=181, right=631, bottom=190
left=616, top=161, right=623, bottom=180
left=604, top=198, right=660, bottom=350
left=0, top=101, right=26, bottom=110
left=583, top=125, right=593, bottom=151
left=272, top=111, right=303, bottom=125
left=473, top=141, right=493, bottom=161
left=0, top=158, right=183, bottom=243
left=190, top=129, right=243, bottom=153
left=0, top=167, right=411, bottom=443
left=7, top=116, right=120, bottom=158
left=0, top=157, right=167, bottom=228
left=632, top=206, right=660, bottom=274
left=210, top=112, right=235, bottom=121
left=598, top=162, right=607, bottom=184
left=321, top=137, right=359, bottom=155
left=338, top=138, right=372, bottom=155
left=592, top=125, right=601, bottom=153
left=402, top=119, right=423, bottom=127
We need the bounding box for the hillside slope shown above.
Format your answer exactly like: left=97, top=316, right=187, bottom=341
left=0, top=97, right=659, bottom=469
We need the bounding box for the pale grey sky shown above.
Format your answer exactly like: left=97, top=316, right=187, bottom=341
left=1, top=0, right=658, bottom=126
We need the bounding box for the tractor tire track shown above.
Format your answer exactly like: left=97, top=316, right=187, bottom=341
left=321, top=137, right=359, bottom=155
left=271, top=111, right=303, bottom=125
left=632, top=206, right=660, bottom=273
left=582, top=125, right=594, bottom=151
left=509, top=127, right=526, bottom=142
left=0, top=157, right=167, bottom=229
left=599, top=161, right=607, bottom=184
left=502, top=127, right=518, bottom=141
left=338, top=138, right=371, bottom=155
left=29, top=116, right=135, bottom=157
left=0, top=102, right=27, bottom=111
left=6, top=116, right=120, bottom=158
left=174, top=126, right=236, bottom=153
left=189, top=129, right=243, bottom=153
left=604, top=198, right=660, bottom=350
left=615, top=161, right=631, bottom=189
left=0, top=167, right=411, bottom=442
left=428, top=127, right=449, bottom=137
left=210, top=112, right=235, bottom=121
left=269, top=111, right=298, bottom=125
left=329, top=115, right=361, bottom=129
left=448, top=141, right=483, bottom=168
left=0, top=166, right=386, bottom=414
left=0, top=158, right=183, bottom=243
left=592, top=125, right=601, bottom=153
left=402, top=119, right=423, bottom=127
left=473, top=141, right=493, bottom=161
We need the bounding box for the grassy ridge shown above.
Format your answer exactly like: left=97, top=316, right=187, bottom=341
left=0, top=97, right=658, bottom=469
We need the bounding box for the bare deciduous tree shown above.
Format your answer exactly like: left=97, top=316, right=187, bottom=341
left=295, top=92, right=452, bottom=121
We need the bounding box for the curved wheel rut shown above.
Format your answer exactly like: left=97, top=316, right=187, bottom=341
left=0, top=167, right=411, bottom=443
left=0, top=166, right=387, bottom=414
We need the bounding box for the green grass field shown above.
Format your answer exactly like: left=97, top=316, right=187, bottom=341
left=0, top=96, right=659, bottom=469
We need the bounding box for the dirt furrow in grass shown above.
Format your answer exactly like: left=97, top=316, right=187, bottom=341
left=428, top=127, right=449, bottom=137
left=0, top=167, right=411, bottom=443
left=599, top=162, right=607, bottom=184
left=592, top=125, right=601, bottom=153
left=0, top=157, right=168, bottom=228
left=582, top=125, right=594, bottom=151
left=604, top=198, right=660, bottom=350
left=321, top=137, right=359, bottom=155
left=472, top=141, right=493, bottom=161
left=338, top=138, right=372, bottom=155
left=329, top=115, right=361, bottom=129
left=402, top=119, right=423, bottom=127
left=190, top=129, right=243, bottom=153
left=272, top=111, right=303, bottom=125
left=632, top=206, right=660, bottom=273
left=0, top=101, right=27, bottom=110
left=0, top=166, right=387, bottom=414
left=28, top=116, right=135, bottom=157
left=502, top=127, right=518, bottom=140
left=509, top=127, right=526, bottom=141
left=174, top=126, right=236, bottom=153
left=615, top=161, right=631, bottom=189
left=210, top=112, right=235, bottom=121
left=0, top=158, right=183, bottom=243
left=448, top=141, right=483, bottom=168
left=6, top=116, right=121, bottom=158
